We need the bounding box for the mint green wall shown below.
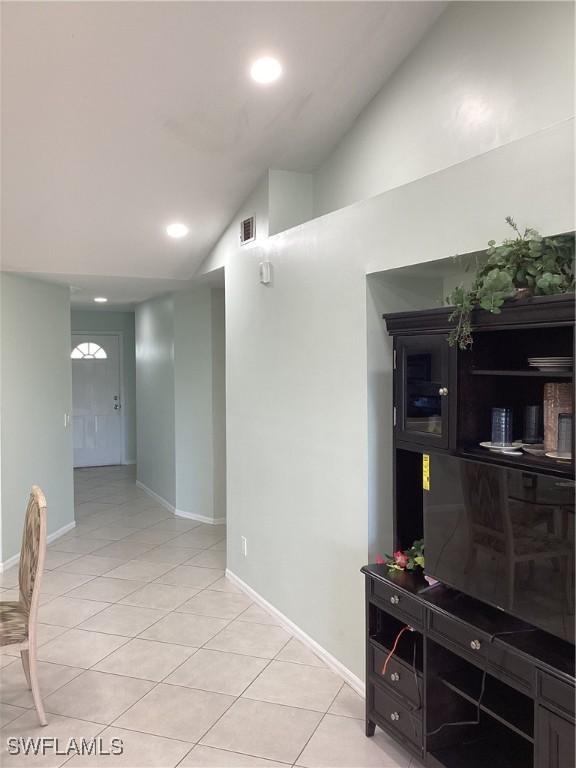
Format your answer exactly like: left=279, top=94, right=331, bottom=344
left=1, top=274, right=74, bottom=564
left=315, top=1, right=574, bottom=215
left=174, top=286, right=226, bottom=522
left=71, top=310, right=136, bottom=464
left=211, top=287, right=226, bottom=523
left=198, top=123, right=573, bottom=684
left=135, top=295, right=176, bottom=506
left=268, top=170, right=314, bottom=236
left=136, top=288, right=225, bottom=520
left=174, top=288, right=213, bottom=519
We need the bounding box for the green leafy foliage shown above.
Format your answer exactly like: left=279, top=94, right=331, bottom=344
left=447, top=218, right=575, bottom=349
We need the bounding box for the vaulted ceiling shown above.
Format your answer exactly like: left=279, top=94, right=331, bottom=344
left=2, top=1, right=444, bottom=306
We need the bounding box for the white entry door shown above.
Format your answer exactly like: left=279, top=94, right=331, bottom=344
left=71, top=334, right=122, bottom=467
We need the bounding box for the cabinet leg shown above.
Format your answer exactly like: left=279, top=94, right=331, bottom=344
left=365, top=719, right=376, bottom=737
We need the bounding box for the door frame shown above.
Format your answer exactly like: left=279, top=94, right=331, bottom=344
left=71, top=330, right=128, bottom=466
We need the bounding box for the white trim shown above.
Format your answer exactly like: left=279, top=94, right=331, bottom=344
left=48, top=520, right=76, bottom=544
left=135, top=480, right=175, bottom=513
left=176, top=509, right=226, bottom=526
left=225, top=569, right=365, bottom=698
left=0, top=552, right=20, bottom=573
left=0, top=520, right=76, bottom=573
left=136, top=480, right=225, bottom=525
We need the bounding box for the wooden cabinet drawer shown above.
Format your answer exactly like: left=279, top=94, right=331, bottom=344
left=370, top=683, right=422, bottom=749
left=429, top=613, right=533, bottom=693
left=369, top=643, right=422, bottom=708
left=370, top=579, right=424, bottom=626
left=429, top=612, right=490, bottom=657
left=539, top=673, right=575, bottom=719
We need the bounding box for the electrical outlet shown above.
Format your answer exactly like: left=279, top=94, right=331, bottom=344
left=241, top=536, right=248, bottom=557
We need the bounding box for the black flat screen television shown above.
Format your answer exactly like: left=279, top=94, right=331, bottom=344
left=423, top=453, right=575, bottom=644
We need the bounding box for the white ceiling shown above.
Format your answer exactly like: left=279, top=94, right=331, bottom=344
left=2, top=1, right=444, bottom=308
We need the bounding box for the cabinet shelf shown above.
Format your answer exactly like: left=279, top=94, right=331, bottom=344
left=438, top=671, right=534, bottom=743
left=369, top=606, right=424, bottom=672
left=458, top=446, right=574, bottom=479
left=470, top=369, right=573, bottom=378
left=429, top=729, right=533, bottom=768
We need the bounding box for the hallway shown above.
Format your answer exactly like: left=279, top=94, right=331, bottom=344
left=1, top=468, right=412, bottom=768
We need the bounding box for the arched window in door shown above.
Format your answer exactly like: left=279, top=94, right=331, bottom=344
left=70, top=342, right=108, bottom=360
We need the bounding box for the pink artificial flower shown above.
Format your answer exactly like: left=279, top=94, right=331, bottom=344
left=375, top=555, right=385, bottom=565
left=394, top=551, right=409, bottom=569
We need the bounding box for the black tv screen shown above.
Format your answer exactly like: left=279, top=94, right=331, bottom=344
left=424, top=453, right=575, bottom=644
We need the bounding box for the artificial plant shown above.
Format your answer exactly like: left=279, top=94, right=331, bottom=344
left=447, top=217, right=575, bottom=349
left=380, top=539, right=425, bottom=573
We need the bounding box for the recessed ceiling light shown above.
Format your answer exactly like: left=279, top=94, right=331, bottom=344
left=94, top=297, right=108, bottom=303
left=250, top=57, right=282, bottom=84
left=166, top=222, right=189, bottom=239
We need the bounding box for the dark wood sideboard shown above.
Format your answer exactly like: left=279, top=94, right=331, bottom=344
left=362, top=565, right=574, bottom=768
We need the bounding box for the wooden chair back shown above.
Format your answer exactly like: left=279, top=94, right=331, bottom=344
left=18, top=486, right=47, bottom=624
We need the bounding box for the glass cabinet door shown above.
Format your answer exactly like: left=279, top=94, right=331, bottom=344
left=396, top=335, right=450, bottom=447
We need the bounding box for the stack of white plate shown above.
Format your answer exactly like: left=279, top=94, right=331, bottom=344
left=527, top=357, right=573, bottom=372
left=479, top=441, right=523, bottom=455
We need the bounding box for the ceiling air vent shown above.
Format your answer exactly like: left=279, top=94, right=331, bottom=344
left=240, top=215, right=256, bottom=245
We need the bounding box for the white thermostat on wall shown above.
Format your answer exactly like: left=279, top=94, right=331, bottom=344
left=259, top=261, right=272, bottom=285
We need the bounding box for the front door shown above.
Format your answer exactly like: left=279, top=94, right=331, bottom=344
left=71, top=334, right=122, bottom=467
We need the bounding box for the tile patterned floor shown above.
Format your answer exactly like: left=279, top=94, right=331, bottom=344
left=1, top=466, right=416, bottom=768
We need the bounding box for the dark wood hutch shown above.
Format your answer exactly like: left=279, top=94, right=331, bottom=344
left=362, top=294, right=575, bottom=768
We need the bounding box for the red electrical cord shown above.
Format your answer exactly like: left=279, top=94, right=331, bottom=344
left=381, top=626, right=408, bottom=677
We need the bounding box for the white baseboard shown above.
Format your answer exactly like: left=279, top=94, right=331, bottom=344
left=135, top=480, right=225, bottom=526
left=0, top=552, right=21, bottom=573
left=135, top=480, right=175, bottom=513
left=225, top=569, right=365, bottom=698
left=176, top=509, right=226, bottom=526
left=0, top=520, right=76, bottom=573
left=48, top=521, right=76, bottom=544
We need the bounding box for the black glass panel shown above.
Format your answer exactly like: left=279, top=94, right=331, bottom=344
left=404, top=346, right=443, bottom=436
left=424, top=454, right=575, bottom=643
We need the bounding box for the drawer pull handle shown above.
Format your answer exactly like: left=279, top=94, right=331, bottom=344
left=470, top=639, right=481, bottom=651
left=390, top=595, right=400, bottom=605
left=390, top=672, right=400, bottom=682
left=390, top=712, right=400, bottom=722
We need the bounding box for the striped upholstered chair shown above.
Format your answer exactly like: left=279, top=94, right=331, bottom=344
left=0, top=487, right=48, bottom=725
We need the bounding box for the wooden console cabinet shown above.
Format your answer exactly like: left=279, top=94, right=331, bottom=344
left=362, top=566, right=575, bottom=768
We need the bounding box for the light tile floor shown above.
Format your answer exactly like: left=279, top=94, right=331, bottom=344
left=1, top=466, right=416, bottom=768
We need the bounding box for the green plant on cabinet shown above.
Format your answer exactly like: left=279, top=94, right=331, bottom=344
left=447, top=217, right=575, bottom=349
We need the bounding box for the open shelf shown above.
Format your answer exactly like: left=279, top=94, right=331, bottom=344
left=470, top=369, right=572, bottom=378
left=428, top=640, right=534, bottom=743
left=458, top=445, right=574, bottom=478
left=368, top=604, right=423, bottom=672
left=462, top=325, right=574, bottom=373
left=457, top=324, right=574, bottom=477
left=426, top=689, right=534, bottom=768
left=429, top=726, right=533, bottom=768
left=426, top=645, right=534, bottom=768
left=439, top=669, right=533, bottom=742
